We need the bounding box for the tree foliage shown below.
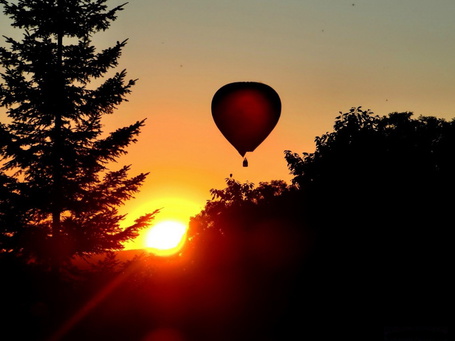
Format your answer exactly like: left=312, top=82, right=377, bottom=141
left=284, top=107, right=455, bottom=242
left=191, top=107, right=453, bottom=323
left=0, top=0, right=157, bottom=266
left=190, top=178, right=297, bottom=236
left=285, top=107, right=453, bottom=319
left=286, top=107, right=455, bottom=190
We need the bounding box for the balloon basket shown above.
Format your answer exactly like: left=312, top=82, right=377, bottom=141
left=243, top=157, right=248, bottom=167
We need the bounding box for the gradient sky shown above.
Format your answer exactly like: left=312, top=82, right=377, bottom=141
left=2, top=0, right=455, bottom=248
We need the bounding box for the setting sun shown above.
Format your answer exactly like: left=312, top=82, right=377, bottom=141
left=145, top=220, right=188, bottom=256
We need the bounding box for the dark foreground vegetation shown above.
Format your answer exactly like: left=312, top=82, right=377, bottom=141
left=2, top=108, right=452, bottom=340
left=384, top=327, right=448, bottom=341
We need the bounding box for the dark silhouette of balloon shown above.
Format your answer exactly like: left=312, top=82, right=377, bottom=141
left=211, top=82, right=281, bottom=166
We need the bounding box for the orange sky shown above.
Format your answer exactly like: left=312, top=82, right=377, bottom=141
left=2, top=0, right=455, bottom=249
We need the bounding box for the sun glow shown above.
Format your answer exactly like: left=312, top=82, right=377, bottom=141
left=145, top=220, right=188, bottom=256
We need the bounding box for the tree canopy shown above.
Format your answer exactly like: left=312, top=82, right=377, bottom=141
left=285, top=107, right=453, bottom=265
left=191, top=107, right=453, bottom=324
left=0, top=0, right=157, bottom=267
left=289, top=107, right=453, bottom=320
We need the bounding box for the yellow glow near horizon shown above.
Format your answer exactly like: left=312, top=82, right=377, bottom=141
left=121, top=195, right=202, bottom=251
left=145, top=220, right=188, bottom=257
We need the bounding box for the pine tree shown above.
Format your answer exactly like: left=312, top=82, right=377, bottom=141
left=0, top=0, right=157, bottom=267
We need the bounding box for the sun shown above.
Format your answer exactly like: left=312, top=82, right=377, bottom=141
left=145, top=220, right=188, bottom=256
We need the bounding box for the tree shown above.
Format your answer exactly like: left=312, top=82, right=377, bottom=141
left=285, top=107, right=454, bottom=320
left=0, top=0, right=157, bottom=267
left=189, top=178, right=296, bottom=236
left=187, top=178, right=314, bottom=338
left=285, top=107, right=455, bottom=238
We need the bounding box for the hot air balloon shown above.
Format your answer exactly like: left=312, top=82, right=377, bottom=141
left=211, top=82, right=281, bottom=167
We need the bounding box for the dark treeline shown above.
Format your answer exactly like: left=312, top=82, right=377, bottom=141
left=189, top=107, right=452, bottom=333
left=384, top=327, right=449, bottom=341
left=1, top=107, right=452, bottom=339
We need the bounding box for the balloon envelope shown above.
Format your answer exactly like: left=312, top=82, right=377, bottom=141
left=211, top=82, right=281, bottom=157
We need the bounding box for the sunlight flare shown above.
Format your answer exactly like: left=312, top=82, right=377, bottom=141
left=145, top=220, right=188, bottom=256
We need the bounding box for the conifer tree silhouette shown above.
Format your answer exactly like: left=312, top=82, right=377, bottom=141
left=0, top=0, right=157, bottom=268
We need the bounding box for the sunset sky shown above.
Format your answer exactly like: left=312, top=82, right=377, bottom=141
left=2, top=0, right=455, bottom=249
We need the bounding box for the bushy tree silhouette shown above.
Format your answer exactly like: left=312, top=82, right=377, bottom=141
left=190, top=107, right=452, bottom=328
left=190, top=178, right=294, bottom=232
left=0, top=0, right=157, bottom=268
left=189, top=178, right=308, bottom=252
left=286, top=107, right=453, bottom=321
left=188, top=178, right=317, bottom=338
